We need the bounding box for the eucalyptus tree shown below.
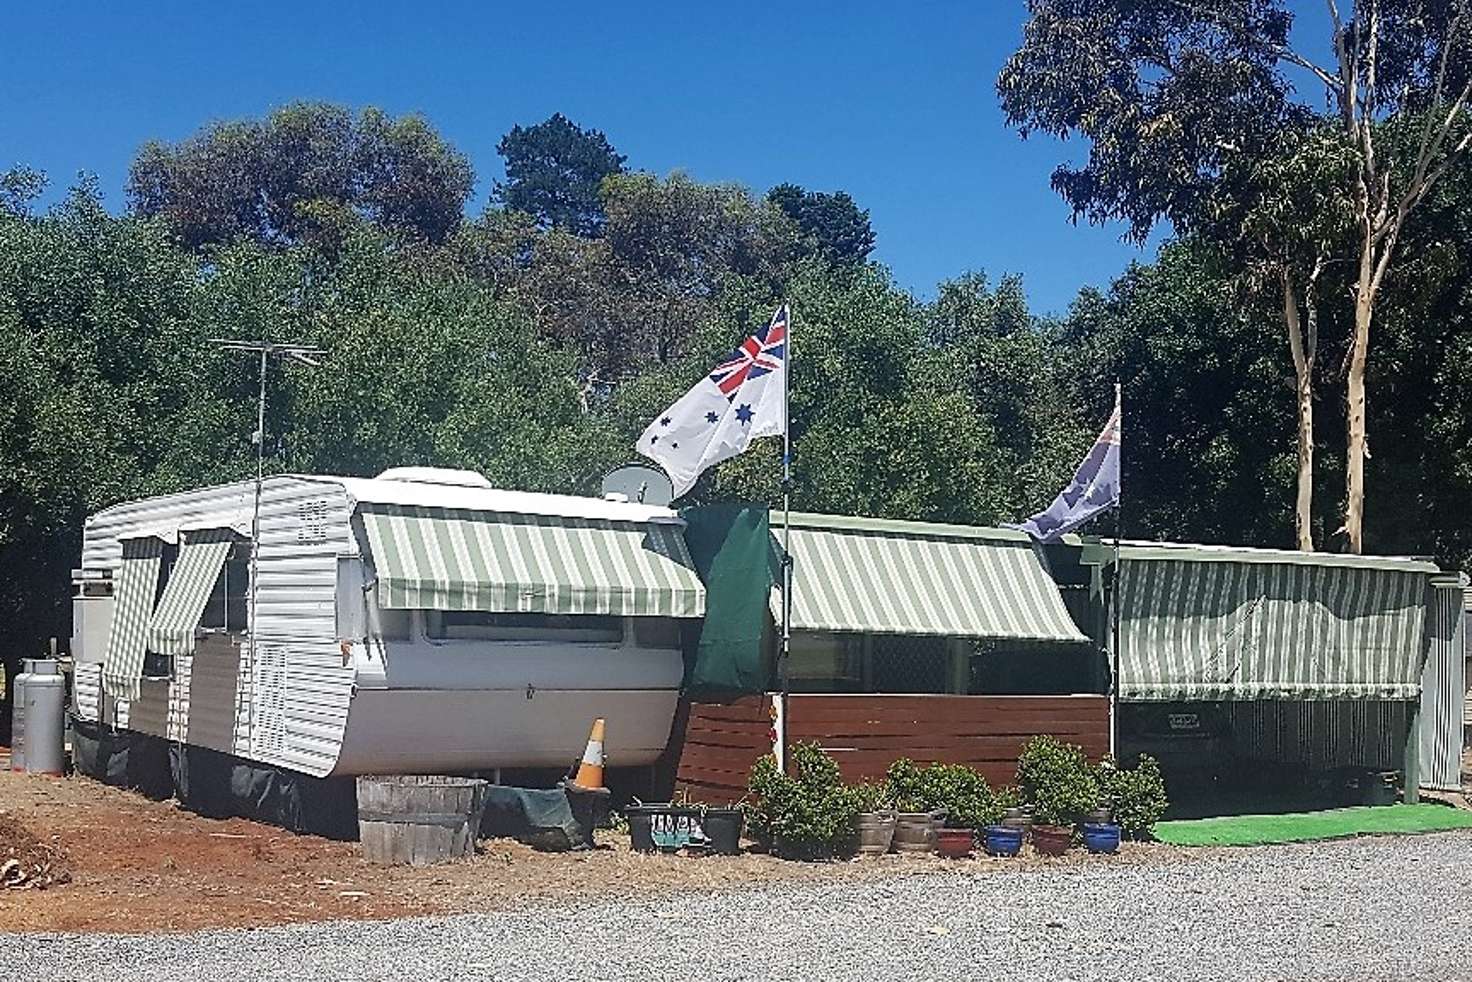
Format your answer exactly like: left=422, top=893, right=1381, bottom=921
left=998, top=0, right=1472, bottom=552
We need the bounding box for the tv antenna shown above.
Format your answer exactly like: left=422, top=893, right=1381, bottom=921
left=211, top=338, right=324, bottom=741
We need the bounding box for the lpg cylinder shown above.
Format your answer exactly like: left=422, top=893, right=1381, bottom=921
left=19, top=659, right=65, bottom=776
left=9, top=661, right=32, bottom=771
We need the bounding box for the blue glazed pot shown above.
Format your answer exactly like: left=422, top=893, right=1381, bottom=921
left=983, top=824, right=1024, bottom=857
left=1083, top=822, right=1121, bottom=854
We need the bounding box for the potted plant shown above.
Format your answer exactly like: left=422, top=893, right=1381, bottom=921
left=1094, top=753, right=1169, bottom=842
left=850, top=781, right=897, bottom=856
left=885, top=758, right=942, bottom=853
left=745, top=743, right=859, bottom=861
left=1016, top=736, right=1100, bottom=856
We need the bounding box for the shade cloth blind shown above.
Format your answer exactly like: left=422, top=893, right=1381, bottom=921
left=1117, top=557, right=1429, bottom=701
left=147, top=528, right=235, bottom=657
left=771, top=524, right=1089, bottom=643
left=103, top=537, right=165, bottom=701
left=359, top=504, right=705, bottom=617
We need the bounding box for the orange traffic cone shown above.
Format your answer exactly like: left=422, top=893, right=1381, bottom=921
left=572, top=717, right=606, bottom=790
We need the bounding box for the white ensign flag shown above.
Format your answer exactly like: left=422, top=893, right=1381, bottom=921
left=638, top=305, right=789, bottom=498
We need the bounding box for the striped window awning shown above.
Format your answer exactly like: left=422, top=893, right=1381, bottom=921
left=358, top=504, right=706, bottom=617
left=103, top=537, right=165, bottom=702
left=1117, top=549, right=1435, bottom=701
left=770, top=514, right=1089, bottom=643
left=148, top=528, right=236, bottom=657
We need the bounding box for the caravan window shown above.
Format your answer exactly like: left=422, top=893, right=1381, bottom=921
left=632, top=617, right=681, bottom=649
left=199, top=545, right=250, bottom=634
left=428, top=611, right=623, bottom=643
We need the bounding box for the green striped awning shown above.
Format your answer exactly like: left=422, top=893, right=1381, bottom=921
left=148, top=528, right=235, bottom=657
left=771, top=516, right=1089, bottom=643
left=1118, top=554, right=1431, bottom=701
left=103, top=537, right=164, bottom=701
left=359, top=504, right=705, bottom=617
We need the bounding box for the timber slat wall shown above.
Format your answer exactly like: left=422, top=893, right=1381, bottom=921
left=674, top=694, right=1110, bottom=802
left=789, top=695, right=1109, bottom=788
left=674, top=695, right=772, bottom=805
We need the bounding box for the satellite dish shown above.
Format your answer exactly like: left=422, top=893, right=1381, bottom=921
left=600, top=464, right=674, bottom=506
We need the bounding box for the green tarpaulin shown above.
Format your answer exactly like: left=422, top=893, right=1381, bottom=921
left=681, top=504, right=772, bottom=692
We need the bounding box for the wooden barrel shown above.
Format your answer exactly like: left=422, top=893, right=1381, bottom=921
left=893, top=811, right=940, bottom=853
left=356, top=775, right=490, bottom=866
left=855, top=811, right=897, bottom=855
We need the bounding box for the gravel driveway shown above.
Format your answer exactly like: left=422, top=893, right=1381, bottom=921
left=10, top=831, right=1472, bottom=982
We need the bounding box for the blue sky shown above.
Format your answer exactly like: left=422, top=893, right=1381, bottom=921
left=0, top=2, right=1176, bottom=313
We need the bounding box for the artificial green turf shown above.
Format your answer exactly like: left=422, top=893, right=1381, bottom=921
left=1153, top=803, right=1472, bottom=847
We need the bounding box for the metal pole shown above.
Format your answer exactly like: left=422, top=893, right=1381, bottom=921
left=1110, top=381, right=1123, bottom=759
left=780, top=303, right=793, bottom=774
left=248, top=347, right=268, bottom=746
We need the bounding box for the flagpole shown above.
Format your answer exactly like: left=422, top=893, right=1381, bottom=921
left=1110, top=380, right=1123, bottom=759
left=779, top=303, right=793, bottom=774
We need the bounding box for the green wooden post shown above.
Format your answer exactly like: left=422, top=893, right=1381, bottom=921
left=1403, top=701, right=1421, bottom=804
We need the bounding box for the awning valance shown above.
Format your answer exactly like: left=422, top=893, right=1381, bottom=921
left=148, top=528, right=235, bottom=657
left=1118, top=554, right=1431, bottom=701
left=771, top=516, right=1089, bottom=643
left=103, top=537, right=165, bottom=702
left=359, top=504, right=705, bottom=618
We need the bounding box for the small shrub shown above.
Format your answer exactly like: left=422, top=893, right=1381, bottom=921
left=1097, top=754, right=1169, bottom=839
left=744, top=742, right=859, bottom=860
left=884, top=758, right=928, bottom=812
left=1016, top=735, right=1100, bottom=828
left=848, top=780, right=893, bottom=813
left=881, top=759, right=1003, bottom=828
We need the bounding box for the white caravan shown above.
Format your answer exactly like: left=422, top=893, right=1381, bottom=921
left=70, top=468, right=706, bottom=779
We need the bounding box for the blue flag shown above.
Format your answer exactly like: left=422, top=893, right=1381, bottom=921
left=1009, top=394, right=1121, bottom=543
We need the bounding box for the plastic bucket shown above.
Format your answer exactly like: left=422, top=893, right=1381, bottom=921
left=627, top=808, right=656, bottom=852
left=701, top=808, right=745, bottom=856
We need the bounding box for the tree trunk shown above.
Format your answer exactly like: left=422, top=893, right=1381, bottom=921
left=1344, top=273, right=1374, bottom=554
left=1282, top=271, right=1316, bottom=552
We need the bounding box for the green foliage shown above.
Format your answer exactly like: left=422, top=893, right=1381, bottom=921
left=127, top=101, right=474, bottom=249
left=881, top=759, right=1006, bottom=829
left=883, top=758, right=929, bottom=813
left=1015, top=736, right=1100, bottom=828
left=496, top=113, right=626, bottom=237
left=997, top=0, right=1303, bottom=243
left=846, top=780, right=892, bottom=814
left=744, top=743, right=858, bottom=860
left=1097, top=754, right=1170, bottom=840
left=767, top=183, right=875, bottom=265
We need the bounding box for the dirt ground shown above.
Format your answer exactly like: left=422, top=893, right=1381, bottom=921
left=0, top=768, right=1185, bottom=935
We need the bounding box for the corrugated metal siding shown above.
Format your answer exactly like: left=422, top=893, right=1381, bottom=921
left=1227, top=701, right=1410, bottom=770
left=78, top=484, right=254, bottom=734
left=1420, top=579, right=1467, bottom=790
left=73, top=662, right=101, bottom=722
left=248, top=478, right=356, bottom=777
left=74, top=477, right=356, bottom=778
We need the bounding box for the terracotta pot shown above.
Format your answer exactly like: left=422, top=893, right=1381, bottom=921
left=934, top=827, right=975, bottom=859
left=1031, top=824, right=1072, bottom=857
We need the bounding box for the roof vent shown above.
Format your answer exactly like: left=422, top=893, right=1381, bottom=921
left=374, top=467, right=494, bottom=489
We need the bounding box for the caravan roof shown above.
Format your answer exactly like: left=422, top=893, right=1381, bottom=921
left=327, top=472, right=684, bottom=525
